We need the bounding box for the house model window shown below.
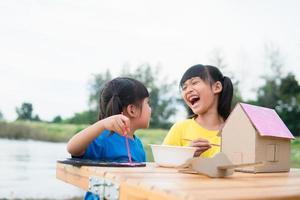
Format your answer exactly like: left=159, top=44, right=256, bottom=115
left=266, top=144, right=278, bottom=162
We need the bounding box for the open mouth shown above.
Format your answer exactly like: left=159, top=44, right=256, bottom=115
left=189, top=96, right=200, bottom=105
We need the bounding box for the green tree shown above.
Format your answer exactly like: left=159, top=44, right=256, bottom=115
left=121, top=64, right=177, bottom=128
left=0, top=111, right=3, bottom=120
left=52, top=115, right=63, bottom=123
left=86, top=64, right=177, bottom=128
left=66, top=110, right=97, bottom=124
left=255, top=73, right=300, bottom=136
left=32, top=114, right=41, bottom=122
left=16, top=102, right=33, bottom=120
left=67, top=70, right=112, bottom=125
left=253, top=44, right=300, bottom=136
left=255, top=43, right=284, bottom=109
left=275, top=73, right=300, bottom=136
left=88, top=70, right=112, bottom=110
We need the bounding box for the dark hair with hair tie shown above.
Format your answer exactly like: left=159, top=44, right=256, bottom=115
left=98, top=77, right=149, bottom=120
left=180, top=64, right=233, bottom=120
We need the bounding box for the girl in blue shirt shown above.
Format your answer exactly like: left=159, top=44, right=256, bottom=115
left=67, top=77, right=151, bottom=200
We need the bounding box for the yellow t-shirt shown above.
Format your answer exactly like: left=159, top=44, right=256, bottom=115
left=163, top=118, right=221, bottom=158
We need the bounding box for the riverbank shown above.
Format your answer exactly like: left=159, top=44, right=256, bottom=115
left=0, top=120, right=299, bottom=167
left=0, top=121, right=87, bottom=142
left=0, top=120, right=167, bottom=142
left=0, top=120, right=167, bottom=161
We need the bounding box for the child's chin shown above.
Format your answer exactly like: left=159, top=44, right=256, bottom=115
left=191, top=108, right=200, bottom=114
left=141, top=123, right=150, bottom=129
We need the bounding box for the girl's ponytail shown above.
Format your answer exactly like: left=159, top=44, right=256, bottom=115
left=105, top=94, right=123, bottom=118
left=218, top=76, right=233, bottom=120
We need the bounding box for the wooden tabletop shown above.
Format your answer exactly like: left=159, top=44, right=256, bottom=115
left=56, top=162, right=300, bottom=200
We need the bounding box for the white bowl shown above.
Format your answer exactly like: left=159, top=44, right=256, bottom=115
left=150, top=144, right=197, bottom=167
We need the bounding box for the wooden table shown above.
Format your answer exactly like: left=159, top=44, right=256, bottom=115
left=56, top=163, right=300, bottom=200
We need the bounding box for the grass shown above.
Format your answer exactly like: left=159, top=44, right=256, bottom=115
left=0, top=121, right=86, bottom=142
left=0, top=120, right=299, bottom=167
left=135, top=129, right=168, bottom=161
left=291, top=137, right=300, bottom=168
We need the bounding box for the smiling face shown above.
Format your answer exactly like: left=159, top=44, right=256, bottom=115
left=181, top=77, right=222, bottom=115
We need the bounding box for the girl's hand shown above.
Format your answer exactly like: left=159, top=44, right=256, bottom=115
left=189, top=138, right=211, bottom=157
left=102, top=114, right=130, bottom=135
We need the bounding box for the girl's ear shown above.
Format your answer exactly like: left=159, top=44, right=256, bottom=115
left=125, top=104, right=138, bottom=118
left=212, top=81, right=223, bottom=94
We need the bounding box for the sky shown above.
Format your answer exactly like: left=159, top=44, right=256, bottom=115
left=0, top=0, right=300, bottom=121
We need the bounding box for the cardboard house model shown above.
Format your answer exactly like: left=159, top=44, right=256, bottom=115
left=220, top=103, right=295, bottom=173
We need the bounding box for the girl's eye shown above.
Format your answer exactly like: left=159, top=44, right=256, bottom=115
left=182, top=86, right=187, bottom=91
left=147, top=99, right=151, bottom=106
left=191, top=80, right=200, bottom=85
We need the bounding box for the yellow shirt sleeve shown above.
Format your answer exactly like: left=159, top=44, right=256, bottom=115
left=162, top=121, right=183, bottom=146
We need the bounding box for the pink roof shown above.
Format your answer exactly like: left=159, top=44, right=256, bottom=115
left=240, top=103, right=295, bottom=139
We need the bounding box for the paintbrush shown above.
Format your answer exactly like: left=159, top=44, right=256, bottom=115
left=123, top=124, right=132, bottom=163
left=120, top=112, right=132, bottom=163
left=183, top=138, right=220, bottom=147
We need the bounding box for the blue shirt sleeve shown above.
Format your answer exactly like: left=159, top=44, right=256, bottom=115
left=82, top=134, right=105, bottom=160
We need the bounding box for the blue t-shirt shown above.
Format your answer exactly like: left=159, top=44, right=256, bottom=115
left=82, top=130, right=146, bottom=200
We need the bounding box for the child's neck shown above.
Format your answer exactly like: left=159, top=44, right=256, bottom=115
left=195, top=111, right=224, bottom=131
left=126, top=128, right=135, bottom=139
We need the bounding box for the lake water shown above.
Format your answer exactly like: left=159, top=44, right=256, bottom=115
left=0, top=139, right=84, bottom=199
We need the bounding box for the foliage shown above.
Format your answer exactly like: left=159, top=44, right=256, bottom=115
left=16, top=102, right=33, bottom=120
left=121, top=64, right=177, bottom=128
left=88, top=70, right=112, bottom=110
left=81, top=64, right=178, bottom=128
left=66, top=70, right=112, bottom=125
left=53, top=115, right=63, bottom=123
left=255, top=73, right=300, bottom=136
left=15, top=102, right=42, bottom=122
left=32, top=114, right=41, bottom=122
left=251, top=45, right=300, bottom=136
left=66, top=110, right=98, bottom=125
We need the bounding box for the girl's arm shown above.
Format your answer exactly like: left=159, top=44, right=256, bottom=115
left=67, top=114, right=130, bottom=156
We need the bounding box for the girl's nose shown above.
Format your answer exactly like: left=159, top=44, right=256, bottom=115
left=185, top=84, right=194, bottom=93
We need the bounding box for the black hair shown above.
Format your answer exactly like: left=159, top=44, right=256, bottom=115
left=98, top=77, right=149, bottom=120
left=180, top=64, right=233, bottom=120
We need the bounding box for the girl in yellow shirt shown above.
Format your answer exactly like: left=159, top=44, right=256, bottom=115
left=163, top=64, right=233, bottom=157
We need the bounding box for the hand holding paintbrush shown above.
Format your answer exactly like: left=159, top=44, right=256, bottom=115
left=184, top=138, right=220, bottom=157
left=183, top=138, right=220, bottom=147
left=105, top=112, right=133, bottom=163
